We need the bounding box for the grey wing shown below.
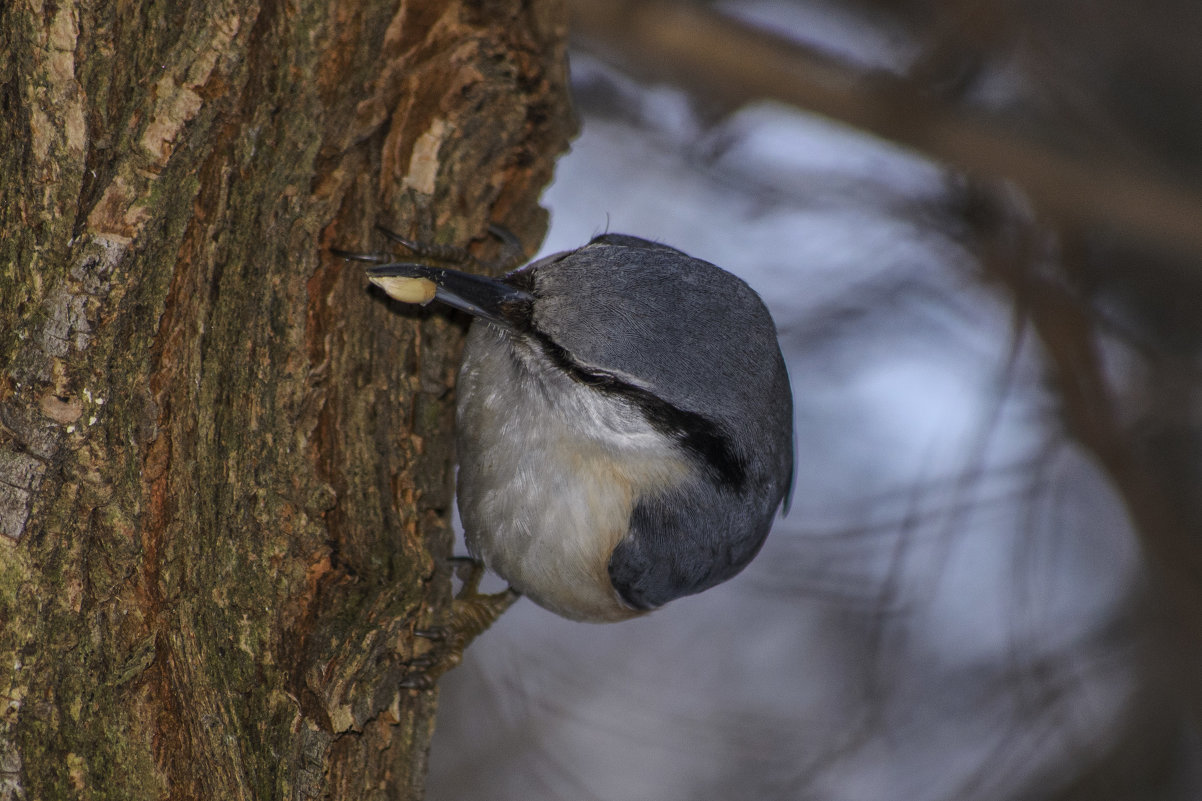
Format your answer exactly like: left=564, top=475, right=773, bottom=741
left=607, top=478, right=773, bottom=610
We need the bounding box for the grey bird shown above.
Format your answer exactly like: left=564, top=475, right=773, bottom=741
left=353, top=231, right=793, bottom=623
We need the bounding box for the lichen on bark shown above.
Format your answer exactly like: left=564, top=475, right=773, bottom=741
left=0, top=1, right=574, bottom=798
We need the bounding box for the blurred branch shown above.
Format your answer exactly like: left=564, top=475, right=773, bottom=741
left=567, top=0, right=1202, bottom=258
left=969, top=196, right=1202, bottom=730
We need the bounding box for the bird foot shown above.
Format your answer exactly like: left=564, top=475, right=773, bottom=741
left=399, top=557, right=521, bottom=690
left=333, top=225, right=525, bottom=273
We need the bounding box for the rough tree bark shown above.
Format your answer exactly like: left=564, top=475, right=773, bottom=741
left=0, top=0, right=573, bottom=798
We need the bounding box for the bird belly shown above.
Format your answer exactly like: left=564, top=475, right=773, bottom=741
left=454, top=327, right=691, bottom=622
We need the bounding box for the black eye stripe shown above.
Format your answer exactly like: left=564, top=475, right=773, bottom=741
left=527, top=329, right=748, bottom=491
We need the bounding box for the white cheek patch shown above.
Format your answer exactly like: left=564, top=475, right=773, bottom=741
left=370, top=275, right=437, bottom=305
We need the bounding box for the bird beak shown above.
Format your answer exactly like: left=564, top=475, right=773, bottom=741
left=364, top=262, right=532, bottom=327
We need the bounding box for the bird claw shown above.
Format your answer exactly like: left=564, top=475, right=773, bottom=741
left=328, top=247, right=387, bottom=263
left=397, top=673, right=435, bottom=691
left=413, top=626, right=450, bottom=641
left=398, top=560, right=521, bottom=691
left=332, top=225, right=525, bottom=273
left=447, top=555, right=486, bottom=597
left=374, top=225, right=479, bottom=267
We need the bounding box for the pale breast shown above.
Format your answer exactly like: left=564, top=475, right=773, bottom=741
left=454, top=323, right=692, bottom=622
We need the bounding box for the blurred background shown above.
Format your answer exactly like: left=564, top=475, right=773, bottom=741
left=428, top=1, right=1202, bottom=798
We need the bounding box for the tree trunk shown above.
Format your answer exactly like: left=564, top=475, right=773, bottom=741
left=0, top=1, right=573, bottom=797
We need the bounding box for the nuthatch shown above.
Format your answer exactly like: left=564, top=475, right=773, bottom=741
left=349, top=231, right=793, bottom=623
